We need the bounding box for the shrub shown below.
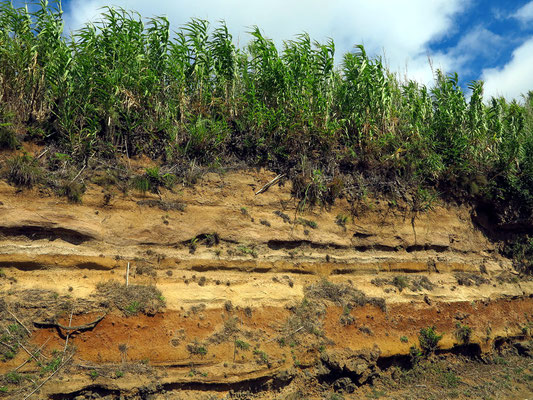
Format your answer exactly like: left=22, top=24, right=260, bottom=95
left=125, top=301, right=141, bottom=315
left=410, top=276, right=435, bottom=291
left=418, top=326, right=443, bottom=354
left=503, top=235, right=533, bottom=275
left=238, top=245, right=258, bottom=258
left=440, top=371, right=460, bottom=389
left=40, top=357, right=61, bottom=375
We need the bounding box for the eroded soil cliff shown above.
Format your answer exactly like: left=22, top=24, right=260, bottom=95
left=0, top=170, right=532, bottom=399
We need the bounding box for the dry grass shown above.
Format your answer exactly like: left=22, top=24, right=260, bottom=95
left=95, top=281, right=165, bottom=315
left=455, top=273, right=490, bottom=287
left=305, top=279, right=386, bottom=311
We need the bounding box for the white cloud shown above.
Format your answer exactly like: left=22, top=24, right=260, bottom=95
left=442, top=26, right=505, bottom=77
left=63, top=0, right=467, bottom=85
left=481, top=37, right=533, bottom=100
left=513, top=1, right=533, bottom=23
left=391, top=25, right=504, bottom=85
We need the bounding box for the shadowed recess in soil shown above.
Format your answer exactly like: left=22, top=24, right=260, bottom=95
left=0, top=226, right=94, bottom=245
left=48, top=373, right=294, bottom=399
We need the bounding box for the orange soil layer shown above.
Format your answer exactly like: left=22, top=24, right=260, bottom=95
left=20, top=296, right=532, bottom=371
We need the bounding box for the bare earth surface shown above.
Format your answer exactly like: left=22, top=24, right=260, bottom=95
left=0, top=169, right=532, bottom=399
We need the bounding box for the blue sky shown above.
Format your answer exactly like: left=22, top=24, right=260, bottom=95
left=11, top=0, right=533, bottom=100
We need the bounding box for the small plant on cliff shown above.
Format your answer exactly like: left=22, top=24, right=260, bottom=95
left=238, top=245, right=258, bottom=258
left=392, top=276, right=409, bottom=292
left=454, top=322, right=473, bottom=344
left=189, top=237, right=199, bottom=253
left=335, top=214, right=348, bottom=228
left=418, top=326, right=443, bottom=354
left=40, top=356, right=61, bottom=375
left=409, top=345, right=422, bottom=366
left=132, top=167, right=176, bottom=194
left=296, top=217, right=318, bottom=229
left=4, top=372, right=22, bottom=385
left=253, top=349, right=269, bottom=365
left=187, top=340, right=208, bottom=356
left=125, top=301, right=141, bottom=315
left=235, top=339, right=250, bottom=351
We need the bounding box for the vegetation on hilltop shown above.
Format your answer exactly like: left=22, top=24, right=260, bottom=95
left=0, top=1, right=532, bottom=271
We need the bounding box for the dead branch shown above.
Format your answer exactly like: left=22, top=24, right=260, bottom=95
left=7, top=309, right=32, bottom=336
left=266, top=325, right=304, bottom=343
left=74, top=363, right=108, bottom=369
left=0, top=340, right=16, bottom=352
left=62, top=309, right=74, bottom=362
left=34, top=314, right=106, bottom=332
left=69, top=164, right=86, bottom=183
left=3, top=326, right=41, bottom=364
left=18, top=342, right=41, bottom=364
left=36, top=148, right=49, bottom=159
left=15, top=337, right=51, bottom=372
left=255, top=174, right=285, bottom=195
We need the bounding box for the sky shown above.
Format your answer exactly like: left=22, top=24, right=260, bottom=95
left=11, top=0, right=533, bottom=101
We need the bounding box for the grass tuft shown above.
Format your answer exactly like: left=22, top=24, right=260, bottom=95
left=5, top=154, right=42, bottom=188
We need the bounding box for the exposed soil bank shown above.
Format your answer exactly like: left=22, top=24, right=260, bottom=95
left=0, top=170, right=532, bottom=399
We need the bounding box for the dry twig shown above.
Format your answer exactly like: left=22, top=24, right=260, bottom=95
left=255, top=174, right=285, bottom=195
left=7, top=309, right=31, bottom=336
left=15, top=337, right=51, bottom=372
